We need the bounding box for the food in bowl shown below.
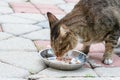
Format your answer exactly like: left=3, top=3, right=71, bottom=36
left=40, top=49, right=86, bottom=70
left=47, top=56, right=81, bottom=64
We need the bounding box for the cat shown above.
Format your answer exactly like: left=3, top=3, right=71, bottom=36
left=47, top=0, right=120, bottom=65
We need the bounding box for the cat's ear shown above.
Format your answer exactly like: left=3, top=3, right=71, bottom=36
left=47, top=12, right=58, bottom=28
left=60, top=24, right=70, bottom=36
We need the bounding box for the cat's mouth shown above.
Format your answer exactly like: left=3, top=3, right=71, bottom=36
left=55, top=52, right=66, bottom=57
left=56, top=53, right=65, bottom=57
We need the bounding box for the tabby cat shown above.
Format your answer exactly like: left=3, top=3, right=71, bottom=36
left=47, top=0, right=120, bottom=65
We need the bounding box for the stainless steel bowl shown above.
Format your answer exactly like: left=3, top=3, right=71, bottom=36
left=39, top=49, right=87, bottom=70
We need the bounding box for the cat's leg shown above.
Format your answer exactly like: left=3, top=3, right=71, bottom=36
left=103, top=41, right=113, bottom=65
left=81, top=43, right=90, bottom=55
left=103, top=35, right=119, bottom=65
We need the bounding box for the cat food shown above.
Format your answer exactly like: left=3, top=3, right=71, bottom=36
left=40, top=49, right=87, bottom=70
left=47, top=57, right=81, bottom=64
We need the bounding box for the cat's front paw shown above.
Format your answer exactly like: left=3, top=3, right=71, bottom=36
left=103, top=58, right=113, bottom=65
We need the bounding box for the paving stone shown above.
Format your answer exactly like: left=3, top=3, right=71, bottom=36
left=0, top=32, right=13, bottom=40
left=0, top=77, right=26, bottom=80
left=37, top=78, right=104, bottom=80
left=40, top=8, right=65, bottom=15
left=10, top=2, right=40, bottom=13
left=2, top=24, right=41, bottom=35
left=89, top=43, right=105, bottom=53
left=0, top=1, right=9, bottom=7
left=3, top=0, right=27, bottom=2
left=58, top=3, right=75, bottom=13
left=34, top=40, right=50, bottom=51
left=65, top=0, right=79, bottom=3
left=55, top=15, right=65, bottom=19
left=34, top=4, right=65, bottom=14
left=0, top=15, right=37, bottom=24
left=30, top=68, right=97, bottom=78
left=22, top=29, right=50, bottom=40
left=11, top=13, right=46, bottom=21
left=31, top=0, right=65, bottom=4
left=34, top=4, right=59, bottom=9
left=12, top=7, right=40, bottom=13
left=10, top=2, right=34, bottom=7
left=0, top=7, right=13, bottom=14
left=104, top=77, right=120, bottom=80
left=0, top=37, right=37, bottom=51
left=0, top=62, right=30, bottom=78
left=95, top=67, right=120, bottom=77
left=36, top=21, right=49, bottom=29
left=0, top=51, right=46, bottom=73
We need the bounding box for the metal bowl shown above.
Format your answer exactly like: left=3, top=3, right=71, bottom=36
left=39, top=49, right=87, bottom=70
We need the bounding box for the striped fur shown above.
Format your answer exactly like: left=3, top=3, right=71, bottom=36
left=47, top=0, right=120, bottom=64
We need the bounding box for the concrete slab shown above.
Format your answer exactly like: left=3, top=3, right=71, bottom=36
left=29, top=68, right=98, bottom=78
left=2, top=24, right=41, bottom=35
left=95, top=67, right=120, bottom=77
left=0, top=37, right=37, bottom=51
left=37, top=78, right=105, bottom=80
left=0, top=62, right=30, bottom=78
left=0, top=51, right=46, bottom=73
left=22, top=29, right=50, bottom=40
left=0, top=7, right=13, bottom=14
left=0, top=32, right=13, bottom=40
left=0, top=15, right=37, bottom=24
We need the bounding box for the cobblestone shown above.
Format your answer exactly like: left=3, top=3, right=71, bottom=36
left=0, top=51, right=46, bottom=73
left=95, top=67, right=120, bottom=77
left=31, top=0, right=65, bottom=4
left=0, top=32, right=13, bottom=40
left=3, top=0, right=28, bottom=2
left=0, top=15, right=37, bottom=24
left=58, top=3, right=75, bottom=13
left=37, top=78, right=104, bottom=80
left=22, top=29, right=50, bottom=40
left=10, top=2, right=40, bottom=13
left=34, top=4, right=65, bottom=14
left=11, top=13, right=46, bottom=21
left=0, top=77, right=26, bottom=80
left=2, top=24, right=41, bottom=35
left=0, top=1, right=9, bottom=7
left=0, top=7, right=13, bottom=14
left=32, top=68, right=98, bottom=78
left=0, top=37, right=37, bottom=51
left=0, top=62, right=30, bottom=78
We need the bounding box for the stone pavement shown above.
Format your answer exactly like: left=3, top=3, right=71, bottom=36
left=0, top=0, right=120, bottom=80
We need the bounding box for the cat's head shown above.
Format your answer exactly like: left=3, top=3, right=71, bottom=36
left=47, top=12, right=78, bottom=57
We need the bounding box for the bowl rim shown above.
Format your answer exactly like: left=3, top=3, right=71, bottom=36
left=39, top=48, right=87, bottom=65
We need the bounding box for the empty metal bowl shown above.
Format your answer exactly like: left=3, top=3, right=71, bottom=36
left=39, top=49, right=87, bottom=70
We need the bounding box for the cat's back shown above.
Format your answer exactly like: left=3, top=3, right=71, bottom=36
left=80, top=0, right=120, bottom=9
left=79, top=0, right=120, bottom=30
left=79, top=0, right=120, bottom=16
